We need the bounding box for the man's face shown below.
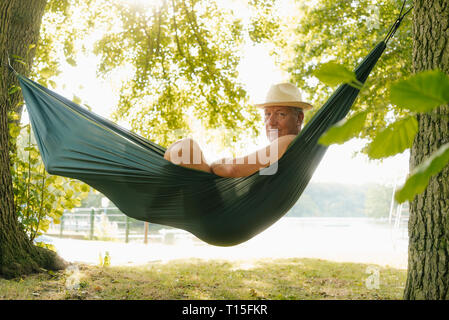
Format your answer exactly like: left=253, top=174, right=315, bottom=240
left=264, top=106, right=304, bottom=142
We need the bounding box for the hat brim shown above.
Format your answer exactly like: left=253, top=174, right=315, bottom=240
left=255, top=101, right=313, bottom=110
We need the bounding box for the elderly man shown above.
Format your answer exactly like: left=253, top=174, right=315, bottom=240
left=163, top=83, right=312, bottom=177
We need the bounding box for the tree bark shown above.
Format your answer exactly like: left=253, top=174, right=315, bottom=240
left=0, top=0, right=66, bottom=279
left=404, top=0, right=449, bottom=299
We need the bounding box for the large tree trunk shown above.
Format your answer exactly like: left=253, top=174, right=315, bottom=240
left=404, top=0, right=449, bottom=299
left=0, top=0, right=66, bottom=279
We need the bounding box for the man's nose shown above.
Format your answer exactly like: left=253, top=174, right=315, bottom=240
left=266, top=114, right=278, bottom=126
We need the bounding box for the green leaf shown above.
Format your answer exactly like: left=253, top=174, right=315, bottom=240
left=66, top=57, right=77, bottom=66
left=319, top=110, right=368, bottom=145
left=8, top=85, right=21, bottom=95
left=390, top=70, right=449, bottom=112
left=313, top=62, right=361, bottom=88
left=49, top=80, right=57, bottom=89
left=30, top=149, right=40, bottom=158
left=72, top=95, right=82, bottom=105
left=12, top=54, right=24, bottom=60
left=15, top=60, right=27, bottom=66
left=65, top=189, right=74, bottom=198
left=367, top=116, right=418, bottom=159
left=54, top=176, right=65, bottom=185
left=9, top=124, right=21, bottom=139
left=395, top=143, right=449, bottom=203
left=8, top=111, right=20, bottom=121
left=73, top=183, right=81, bottom=192
left=40, top=67, right=53, bottom=79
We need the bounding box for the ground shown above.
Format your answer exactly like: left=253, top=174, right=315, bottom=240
left=0, top=257, right=406, bottom=300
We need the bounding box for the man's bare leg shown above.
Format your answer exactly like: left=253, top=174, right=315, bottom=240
left=164, top=138, right=211, bottom=173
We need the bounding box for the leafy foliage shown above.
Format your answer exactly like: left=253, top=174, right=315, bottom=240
left=315, top=65, right=449, bottom=203
left=6, top=1, right=97, bottom=243
left=6, top=0, right=282, bottom=240
left=312, top=62, right=363, bottom=89
left=277, top=0, right=412, bottom=135
left=319, top=110, right=369, bottom=145
left=395, top=143, right=449, bottom=203
left=30, top=0, right=89, bottom=87
left=298, top=0, right=449, bottom=203
left=32, top=0, right=282, bottom=150
left=89, top=0, right=279, bottom=147
left=366, top=116, right=417, bottom=159
left=390, top=70, right=449, bottom=112
left=247, top=0, right=280, bottom=43
left=297, top=1, right=449, bottom=204
left=6, top=0, right=281, bottom=230
left=9, top=121, right=90, bottom=243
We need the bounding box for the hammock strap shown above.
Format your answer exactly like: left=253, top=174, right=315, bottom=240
left=384, top=0, right=413, bottom=45
left=7, top=55, right=18, bottom=75
left=0, top=53, right=18, bottom=75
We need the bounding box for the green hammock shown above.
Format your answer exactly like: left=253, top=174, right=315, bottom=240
left=16, top=40, right=386, bottom=246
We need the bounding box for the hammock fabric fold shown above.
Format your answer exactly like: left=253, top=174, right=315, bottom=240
left=18, top=41, right=386, bottom=246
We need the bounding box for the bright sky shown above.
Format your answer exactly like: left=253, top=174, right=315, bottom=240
left=21, top=0, right=409, bottom=187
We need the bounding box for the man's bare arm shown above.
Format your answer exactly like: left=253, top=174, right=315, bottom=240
left=210, top=135, right=296, bottom=178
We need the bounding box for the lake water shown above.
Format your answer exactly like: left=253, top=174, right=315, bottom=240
left=43, top=217, right=408, bottom=269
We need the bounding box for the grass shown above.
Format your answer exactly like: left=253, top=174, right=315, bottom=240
left=0, top=257, right=406, bottom=300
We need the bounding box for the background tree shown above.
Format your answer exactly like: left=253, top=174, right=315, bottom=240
left=404, top=0, right=449, bottom=300
left=87, top=0, right=279, bottom=147
left=0, top=0, right=66, bottom=279
left=11, top=124, right=89, bottom=245
left=277, top=0, right=412, bottom=138
left=282, top=0, right=449, bottom=299
left=364, top=183, right=394, bottom=218
left=1, top=0, right=281, bottom=278
left=288, top=183, right=366, bottom=217
left=306, top=0, right=449, bottom=299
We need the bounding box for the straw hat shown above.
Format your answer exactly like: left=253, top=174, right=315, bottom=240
left=255, top=83, right=313, bottom=110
